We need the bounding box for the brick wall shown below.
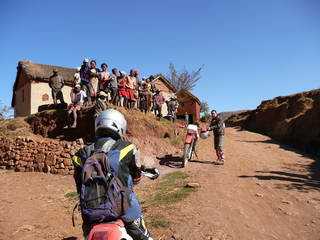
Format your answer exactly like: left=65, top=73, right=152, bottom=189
left=0, top=137, right=83, bottom=175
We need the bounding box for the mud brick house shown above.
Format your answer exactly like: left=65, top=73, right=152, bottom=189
left=12, top=60, right=76, bottom=117
left=176, top=89, right=201, bottom=122
left=151, top=74, right=177, bottom=116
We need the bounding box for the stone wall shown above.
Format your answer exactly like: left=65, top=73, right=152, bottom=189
left=0, top=136, right=83, bottom=175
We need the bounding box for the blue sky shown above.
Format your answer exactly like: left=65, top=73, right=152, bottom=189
left=0, top=0, right=319, bottom=112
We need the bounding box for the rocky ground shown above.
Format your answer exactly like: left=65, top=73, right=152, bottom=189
left=1, top=128, right=320, bottom=240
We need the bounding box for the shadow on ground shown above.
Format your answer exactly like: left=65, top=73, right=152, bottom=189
left=157, top=154, right=214, bottom=168
left=239, top=169, right=320, bottom=192
left=236, top=133, right=320, bottom=192
left=157, top=154, right=183, bottom=168
left=189, top=159, right=214, bottom=165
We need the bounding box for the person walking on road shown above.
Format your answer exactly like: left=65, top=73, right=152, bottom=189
left=208, top=110, right=225, bottom=165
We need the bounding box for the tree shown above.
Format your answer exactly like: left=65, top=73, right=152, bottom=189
left=166, top=63, right=203, bottom=91
left=0, top=101, right=13, bottom=120
left=200, top=101, right=210, bottom=122
left=200, top=101, right=210, bottom=115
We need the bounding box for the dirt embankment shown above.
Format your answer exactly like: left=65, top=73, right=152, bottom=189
left=0, top=107, right=184, bottom=173
left=226, top=89, right=320, bottom=156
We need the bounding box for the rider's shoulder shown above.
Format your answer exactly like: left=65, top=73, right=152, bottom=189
left=111, top=138, right=135, bottom=150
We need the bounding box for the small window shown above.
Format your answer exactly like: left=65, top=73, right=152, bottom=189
left=42, top=94, right=49, bottom=102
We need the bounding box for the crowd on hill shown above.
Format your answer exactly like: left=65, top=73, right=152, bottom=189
left=48, top=58, right=179, bottom=128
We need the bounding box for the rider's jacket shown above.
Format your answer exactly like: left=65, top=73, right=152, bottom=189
left=72, top=137, right=142, bottom=193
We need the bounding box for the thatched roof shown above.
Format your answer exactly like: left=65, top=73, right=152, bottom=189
left=18, top=60, right=76, bottom=85
left=176, top=89, right=201, bottom=105
left=12, top=60, right=76, bottom=107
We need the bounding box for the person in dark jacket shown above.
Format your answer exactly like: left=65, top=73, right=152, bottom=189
left=109, top=68, right=119, bottom=105
left=80, top=58, right=91, bottom=103
left=139, top=82, right=148, bottom=114
left=208, top=110, right=225, bottom=164
left=48, top=69, right=65, bottom=104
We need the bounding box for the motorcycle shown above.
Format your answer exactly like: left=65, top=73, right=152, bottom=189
left=86, top=168, right=160, bottom=240
left=182, top=124, right=199, bottom=167
left=182, top=124, right=210, bottom=167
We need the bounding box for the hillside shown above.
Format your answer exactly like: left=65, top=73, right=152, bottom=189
left=0, top=107, right=185, bottom=172
left=226, top=89, right=320, bottom=157
left=219, top=110, right=250, bottom=121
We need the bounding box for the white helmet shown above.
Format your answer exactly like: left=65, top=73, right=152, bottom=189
left=200, top=131, right=210, bottom=139
left=95, top=109, right=127, bottom=139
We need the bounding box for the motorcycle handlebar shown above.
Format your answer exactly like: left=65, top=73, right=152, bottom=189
left=141, top=167, right=160, bottom=180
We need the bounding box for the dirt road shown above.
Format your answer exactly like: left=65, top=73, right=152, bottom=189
left=1, top=128, right=320, bottom=240
left=168, top=128, right=320, bottom=240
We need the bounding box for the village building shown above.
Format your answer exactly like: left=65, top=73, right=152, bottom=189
left=11, top=61, right=202, bottom=121
left=151, top=74, right=177, bottom=116
left=12, top=60, right=76, bottom=117
left=150, top=75, right=201, bottom=122
left=176, top=89, right=201, bottom=122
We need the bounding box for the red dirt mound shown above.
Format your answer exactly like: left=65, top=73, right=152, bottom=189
left=226, top=89, right=320, bottom=156
left=1, top=107, right=185, bottom=173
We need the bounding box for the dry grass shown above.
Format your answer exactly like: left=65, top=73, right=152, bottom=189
left=0, top=117, right=33, bottom=138
left=137, top=171, right=196, bottom=232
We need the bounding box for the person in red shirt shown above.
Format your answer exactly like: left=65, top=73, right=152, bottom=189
left=126, top=70, right=137, bottom=109
left=118, top=71, right=128, bottom=108
left=99, top=63, right=110, bottom=93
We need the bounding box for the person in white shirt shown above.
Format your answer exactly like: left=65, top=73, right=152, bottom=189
left=68, top=85, right=87, bottom=128
left=74, top=67, right=81, bottom=85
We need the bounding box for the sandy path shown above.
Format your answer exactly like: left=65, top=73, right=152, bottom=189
left=0, top=128, right=320, bottom=240
left=169, top=128, right=320, bottom=240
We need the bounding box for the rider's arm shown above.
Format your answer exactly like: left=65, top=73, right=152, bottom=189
left=129, top=146, right=142, bottom=184
left=71, top=145, right=93, bottom=193
left=71, top=152, right=84, bottom=194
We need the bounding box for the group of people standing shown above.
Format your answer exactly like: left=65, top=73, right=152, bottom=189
left=74, top=58, right=177, bottom=113
left=48, top=58, right=179, bottom=128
